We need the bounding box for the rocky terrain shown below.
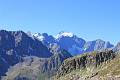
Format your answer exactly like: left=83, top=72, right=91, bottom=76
left=55, top=49, right=120, bottom=80
left=0, top=30, right=53, bottom=78
left=2, top=50, right=72, bottom=80
left=0, top=30, right=119, bottom=80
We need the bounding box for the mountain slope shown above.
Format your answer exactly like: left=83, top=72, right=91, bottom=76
left=2, top=50, right=72, bottom=80
left=0, top=30, right=52, bottom=78
left=56, top=32, right=86, bottom=55
left=55, top=50, right=117, bottom=80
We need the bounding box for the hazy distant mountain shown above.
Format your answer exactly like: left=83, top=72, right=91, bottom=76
left=33, top=31, right=114, bottom=56
left=113, top=42, right=120, bottom=52
left=84, top=39, right=114, bottom=52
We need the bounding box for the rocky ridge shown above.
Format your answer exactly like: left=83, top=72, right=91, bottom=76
left=56, top=49, right=116, bottom=80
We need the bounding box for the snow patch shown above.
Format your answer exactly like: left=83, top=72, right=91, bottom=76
left=56, top=31, right=74, bottom=39
left=34, top=33, right=44, bottom=41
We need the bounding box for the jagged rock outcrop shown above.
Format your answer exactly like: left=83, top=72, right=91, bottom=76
left=41, top=50, right=72, bottom=77
left=57, top=50, right=115, bottom=78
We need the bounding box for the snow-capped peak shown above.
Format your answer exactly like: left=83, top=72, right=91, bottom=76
left=56, top=31, right=74, bottom=39
left=34, top=33, right=44, bottom=41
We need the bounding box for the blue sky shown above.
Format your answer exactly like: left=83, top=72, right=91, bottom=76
left=0, top=0, right=120, bottom=44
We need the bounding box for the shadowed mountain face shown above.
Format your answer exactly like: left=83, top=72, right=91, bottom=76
left=0, top=30, right=52, bottom=57
left=0, top=30, right=52, bottom=77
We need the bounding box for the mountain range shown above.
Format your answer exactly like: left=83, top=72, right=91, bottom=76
left=0, top=30, right=120, bottom=80
left=33, top=31, right=114, bottom=55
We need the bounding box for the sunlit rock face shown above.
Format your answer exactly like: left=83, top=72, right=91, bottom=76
left=57, top=50, right=115, bottom=78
